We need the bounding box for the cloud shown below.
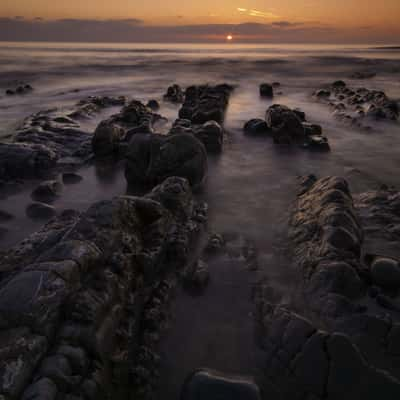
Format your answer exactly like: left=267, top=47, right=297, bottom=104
left=0, top=18, right=396, bottom=43
left=237, top=7, right=279, bottom=20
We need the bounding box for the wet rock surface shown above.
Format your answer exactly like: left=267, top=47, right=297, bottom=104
left=244, top=105, right=330, bottom=151
left=0, top=96, right=126, bottom=187
left=163, top=84, right=184, bottom=103
left=314, top=80, right=399, bottom=129
left=0, top=176, right=207, bottom=400
left=125, top=133, right=208, bottom=190
left=179, top=84, right=233, bottom=124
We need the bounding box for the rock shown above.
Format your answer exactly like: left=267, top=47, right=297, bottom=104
left=315, top=89, right=331, bottom=98
left=62, top=172, right=83, bottom=185
left=304, top=135, right=330, bottom=151
left=6, top=89, right=15, bottom=95
left=21, top=377, right=58, bottom=400
left=243, top=119, right=270, bottom=135
left=183, top=260, right=210, bottom=290
left=370, top=256, right=400, bottom=290
left=332, top=80, right=347, bottom=88
left=163, top=84, right=184, bottom=103
left=272, top=82, right=281, bottom=87
left=179, top=84, right=233, bottom=124
left=293, top=108, right=306, bottom=122
left=181, top=369, right=261, bottom=400
left=146, top=99, right=160, bottom=111
left=125, top=133, right=208, bottom=189
left=265, top=104, right=305, bottom=144
left=26, top=202, right=56, bottom=220
left=0, top=209, right=14, bottom=222
left=92, top=118, right=125, bottom=157
left=0, top=143, right=58, bottom=181
left=194, top=120, right=223, bottom=153
left=259, top=83, right=274, bottom=98
left=31, top=180, right=63, bottom=202
left=302, top=122, right=322, bottom=136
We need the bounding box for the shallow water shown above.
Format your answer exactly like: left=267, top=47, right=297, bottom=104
left=0, top=42, right=400, bottom=398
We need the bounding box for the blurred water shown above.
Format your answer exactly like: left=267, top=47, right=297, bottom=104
left=0, top=42, right=400, bottom=395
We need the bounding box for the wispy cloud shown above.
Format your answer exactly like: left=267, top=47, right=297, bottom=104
left=237, top=7, right=279, bottom=19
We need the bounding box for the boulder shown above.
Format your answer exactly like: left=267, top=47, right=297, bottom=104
left=243, top=119, right=270, bottom=136
left=179, top=84, right=233, bottom=124
left=163, top=84, right=184, bottom=103
left=31, top=180, right=63, bottom=203
left=125, top=133, right=208, bottom=189
left=0, top=143, right=57, bottom=181
left=146, top=99, right=160, bottom=111
left=259, top=83, right=274, bottom=98
left=62, top=172, right=83, bottom=185
left=92, top=119, right=125, bottom=157
left=194, top=120, right=223, bottom=153
left=265, top=104, right=305, bottom=144
left=182, top=369, right=261, bottom=400
left=370, top=256, right=400, bottom=290
left=26, top=202, right=56, bottom=220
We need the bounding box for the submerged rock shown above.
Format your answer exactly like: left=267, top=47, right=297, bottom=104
left=125, top=133, right=208, bottom=189
left=26, top=202, right=56, bottom=220
left=370, top=256, right=400, bottom=290
left=194, top=120, right=223, bottom=153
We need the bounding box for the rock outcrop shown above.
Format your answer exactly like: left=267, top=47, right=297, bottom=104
left=179, top=84, right=233, bottom=125
left=0, top=176, right=207, bottom=400
left=125, top=133, right=208, bottom=190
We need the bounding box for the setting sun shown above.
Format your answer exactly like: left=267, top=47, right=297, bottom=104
left=226, top=35, right=233, bottom=41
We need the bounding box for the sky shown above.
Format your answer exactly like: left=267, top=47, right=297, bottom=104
left=1, top=1, right=399, bottom=43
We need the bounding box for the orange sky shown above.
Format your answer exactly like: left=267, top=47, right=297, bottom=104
left=1, top=1, right=399, bottom=26
left=1, top=1, right=399, bottom=42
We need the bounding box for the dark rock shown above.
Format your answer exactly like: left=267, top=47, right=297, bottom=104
left=163, top=84, right=184, bottom=103
left=6, top=89, right=15, bottom=95
left=21, top=377, right=57, bottom=400
left=26, top=202, right=56, bottom=220
left=265, top=104, right=305, bottom=144
left=304, top=135, right=330, bottom=151
left=315, top=89, right=331, bottom=98
left=62, top=172, right=83, bottom=185
left=31, top=180, right=63, bottom=202
left=293, top=108, right=306, bottom=122
left=0, top=142, right=57, bottom=181
left=92, top=119, right=125, bottom=157
left=272, top=82, right=281, bottom=87
left=302, top=122, right=322, bottom=136
left=179, top=84, right=233, bottom=124
left=351, top=71, right=376, bottom=79
left=332, top=80, right=347, bottom=88
left=0, top=225, right=8, bottom=239
left=194, top=120, right=223, bottom=153
left=243, top=119, right=270, bottom=135
left=183, top=260, right=210, bottom=290
left=146, top=99, right=160, bottom=111
left=125, top=133, right=208, bottom=189
left=370, top=256, right=400, bottom=289
left=259, top=83, right=274, bottom=98
left=181, top=369, right=261, bottom=400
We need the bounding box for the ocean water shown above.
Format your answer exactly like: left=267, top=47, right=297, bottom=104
left=1, top=42, right=400, bottom=397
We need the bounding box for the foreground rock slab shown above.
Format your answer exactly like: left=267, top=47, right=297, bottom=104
left=0, top=176, right=207, bottom=400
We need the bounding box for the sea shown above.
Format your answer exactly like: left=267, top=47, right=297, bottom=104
left=0, top=42, right=400, bottom=398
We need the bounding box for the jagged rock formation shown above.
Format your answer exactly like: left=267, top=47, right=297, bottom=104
left=92, top=100, right=164, bottom=158
left=314, top=81, right=399, bottom=129
left=262, top=175, right=400, bottom=395
left=0, top=96, right=126, bottom=186
left=179, top=84, right=233, bottom=125
left=0, top=177, right=207, bottom=400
